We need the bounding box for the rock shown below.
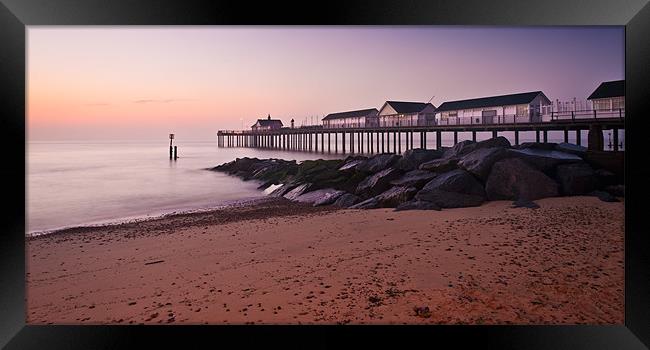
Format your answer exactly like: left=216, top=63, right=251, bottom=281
left=505, top=148, right=582, bottom=172
left=594, top=168, right=618, bottom=187
left=589, top=190, right=620, bottom=203
left=333, top=193, right=361, bottom=208
left=396, top=148, right=443, bottom=171
left=355, top=168, right=402, bottom=198
left=373, top=186, right=418, bottom=208
left=283, top=183, right=313, bottom=201
left=485, top=158, right=559, bottom=201
left=441, top=137, right=511, bottom=159
left=357, top=154, right=401, bottom=173
left=555, top=162, right=598, bottom=195
left=555, top=142, right=587, bottom=157
left=475, top=136, right=511, bottom=150
left=442, top=140, right=476, bottom=159
left=293, top=188, right=343, bottom=205
left=457, top=147, right=508, bottom=180
left=415, top=169, right=486, bottom=208
left=511, top=199, right=540, bottom=209
left=312, top=190, right=347, bottom=206
left=269, top=182, right=299, bottom=197
left=604, top=184, right=625, bottom=197
left=390, top=170, right=438, bottom=188
left=419, top=157, right=459, bottom=172
left=515, top=142, right=558, bottom=150
left=338, top=156, right=369, bottom=172
left=394, top=200, right=441, bottom=211
left=349, top=197, right=380, bottom=209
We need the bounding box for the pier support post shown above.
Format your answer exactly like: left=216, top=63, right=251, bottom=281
left=382, top=132, right=385, bottom=153
left=342, top=132, right=346, bottom=154
left=535, top=130, right=540, bottom=143
left=576, top=130, right=581, bottom=146
left=423, top=132, right=427, bottom=149
left=410, top=131, right=414, bottom=150
left=587, top=125, right=604, bottom=151
left=564, top=129, right=569, bottom=143
left=492, top=130, right=498, bottom=139
left=472, top=131, right=476, bottom=142
left=393, top=132, right=397, bottom=154
left=398, top=132, right=402, bottom=154
left=436, top=131, right=442, bottom=150
left=613, top=129, right=619, bottom=151
left=174, top=146, right=178, bottom=160
left=453, top=131, right=458, bottom=145
left=321, top=133, right=324, bottom=153
left=543, top=130, right=548, bottom=143
left=514, top=131, right=519, bottom=146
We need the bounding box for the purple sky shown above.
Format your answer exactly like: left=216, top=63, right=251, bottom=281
left=28, top=26, right=624, bottom=140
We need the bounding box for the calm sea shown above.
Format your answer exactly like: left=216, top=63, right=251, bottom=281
left=27, top=140, right=340, bottom=235
left=27, top=131, right=624, bottom=235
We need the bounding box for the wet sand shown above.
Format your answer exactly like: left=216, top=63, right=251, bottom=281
left=26, top=196, right=624, bottom=325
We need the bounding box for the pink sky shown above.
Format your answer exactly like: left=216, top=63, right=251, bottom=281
left=27, top=27, right=623, bottom=141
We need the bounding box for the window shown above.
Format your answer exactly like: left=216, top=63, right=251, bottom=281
left=612, top=97, right=624, bottom=110
left=516, top=105, right=529, bottom=117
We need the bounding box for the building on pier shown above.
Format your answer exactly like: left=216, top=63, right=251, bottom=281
left=435, top=91, right=551, bottom=125
left=321, top=108, right=379, bottom=128
left=251, top=114, right=283, bottom=131
left=377, top=101, right=436, bottom=127
left=588, top=80, right=625, bottom=111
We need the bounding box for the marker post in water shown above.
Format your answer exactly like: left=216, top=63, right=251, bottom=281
left=169, top=133, right=175, bottom=160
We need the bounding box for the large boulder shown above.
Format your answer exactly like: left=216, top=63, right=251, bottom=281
left=355, top=168, right=402, bottom=198
left=396, top=148, right=443, bottom=171
left=419, top=157, right=459, bottom=173
left=390, top=169, right=438, bottom=188
left=604, top=184, right=625, bottom=197
left=333, top=193, right=361, bottom=208
left=312, top=190, right=347, bottom=206
left=441, top=136, right=511, bottom=159
left=555, top=142, right=587, bottom=157
left=349, top=197, right=381, bottom=209
left=338, top=156, right=369, bottom=172
left=357, top=154, right=401, bottom=173
left=515, top=142, right=557, bottom=150
left=555, top=162, right=598, bottom=195
left=269, top=182, right=299, bottom=197
left=283, top=183, right=313, bottom=201
left=414, top=169, right=486, bottom=208
left=373, top=186, right=418, bottom=208
left=485, top=158, right=559, bottom=200
left=395, top=199, right=441, bottom=211
left=442, top=140, right=476, bottom=159
left=505, top=148, right=582, bottom=172
left=394, top=200, right=441, bottom=211
left=293, top=188, right=344, bottom=205
left=457, top=147, right=508, bottom=180
left=474, top=136, right=511, bottom=150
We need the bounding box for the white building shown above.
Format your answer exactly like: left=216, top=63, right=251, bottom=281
left=588, top=80, right=625, bottom=112
left=377, top=101, right=436, bottom=127
left=435, top=91, right=551, bottom=125
left=251, top=114, right=283, bottom=131
left=322, top=108, right=378, bottom=128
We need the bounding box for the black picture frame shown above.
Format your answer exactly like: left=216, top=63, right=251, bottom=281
left=1, top=0, right=649, bottom=348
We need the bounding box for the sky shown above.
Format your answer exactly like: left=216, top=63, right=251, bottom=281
left=27, top=26, right=624, bottom=141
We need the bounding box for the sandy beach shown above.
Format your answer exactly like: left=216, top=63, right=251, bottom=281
left=26, top=196, right=624, bottom=325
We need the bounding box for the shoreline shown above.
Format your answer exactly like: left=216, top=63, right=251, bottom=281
left=26, top=195, right=278, bottom=238
left=27, top=195, right=623, bottom=325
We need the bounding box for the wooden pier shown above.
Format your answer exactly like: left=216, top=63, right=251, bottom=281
left=217, top=116, right=625, bottom=154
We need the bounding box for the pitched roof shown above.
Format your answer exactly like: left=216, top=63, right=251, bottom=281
left=435, top=91, right=547, bottom=112
left=384, top=101, right=435, bottom=114
left=588, top=80, right=625, bottom=100
left=252, top=119, right=283, bottom=127
left=322, top=108, right=378, bottom=121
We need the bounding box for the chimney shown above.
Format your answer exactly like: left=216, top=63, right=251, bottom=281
left=267, top=114, right=271, bottom=120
